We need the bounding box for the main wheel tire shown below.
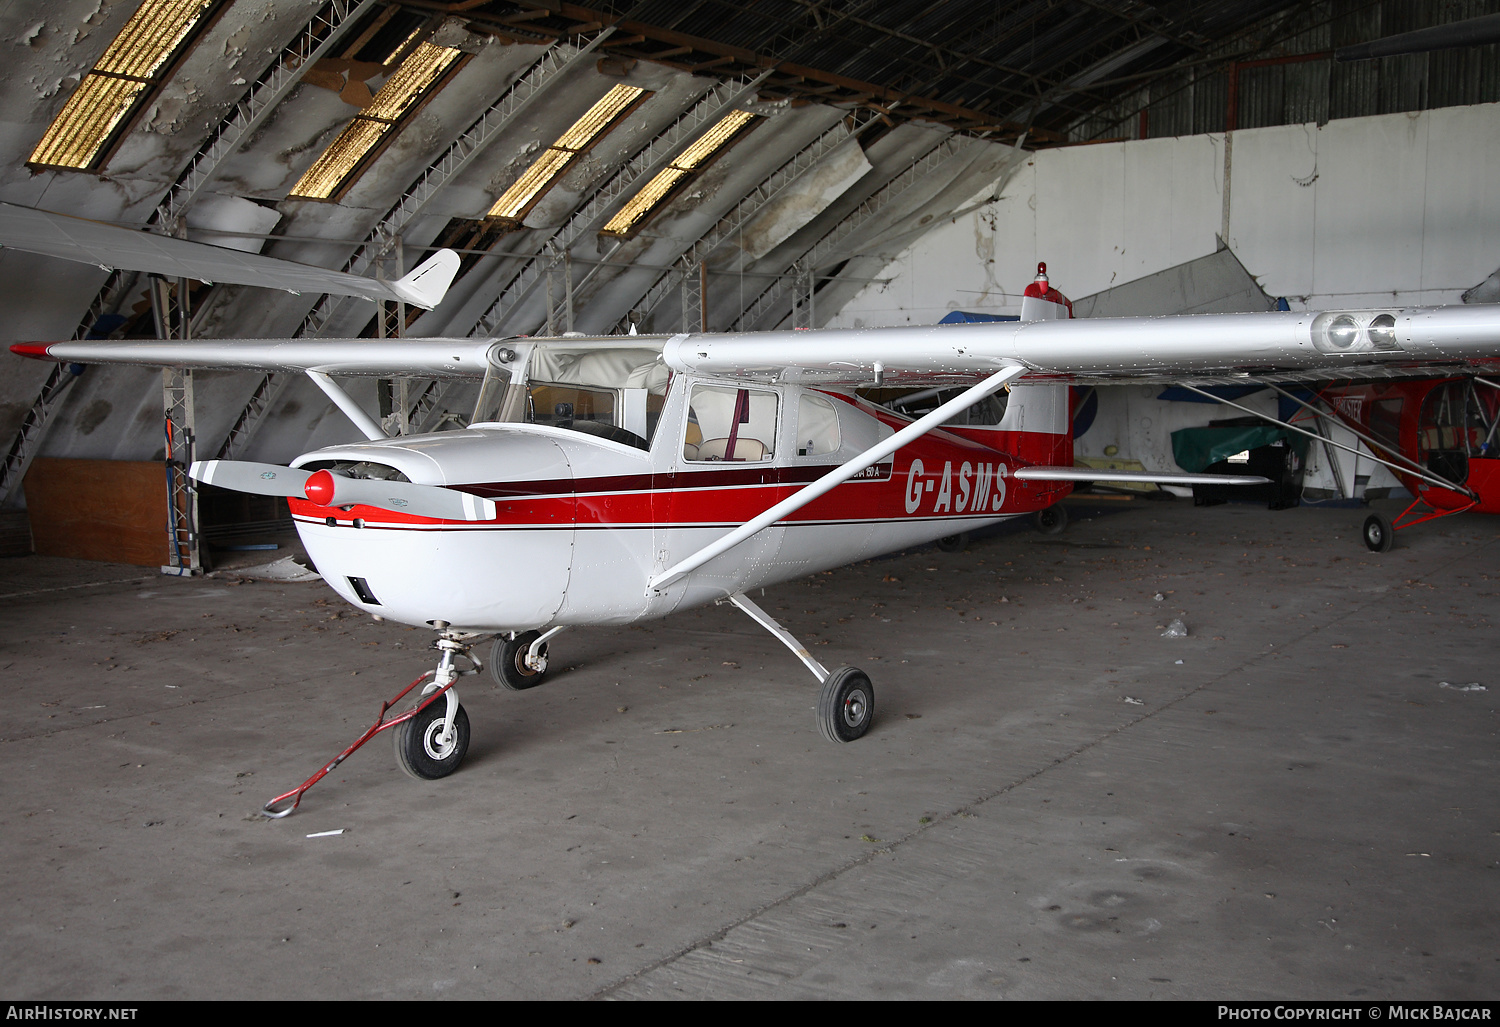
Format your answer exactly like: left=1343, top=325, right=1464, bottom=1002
left=1363, top=512, right=1395, bottom=553
left=491, top=631, right=548, bottom=690
left=1032, top=504, right=1068, bottom=535
left=394, top=700, right=470, bottom=780
left=936, top=532, right=970, bottom=552
left=817, top=667, right=874, bottom=743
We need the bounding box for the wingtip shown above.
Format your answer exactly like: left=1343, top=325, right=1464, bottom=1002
left=10, top=343, right=53, bottom=359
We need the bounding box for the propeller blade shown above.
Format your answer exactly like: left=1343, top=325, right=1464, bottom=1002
left=302, top=469, right=496, bottom=522
left=190, top=460, right=311, bottom=496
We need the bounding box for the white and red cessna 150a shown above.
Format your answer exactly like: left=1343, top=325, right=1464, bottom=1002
left=14, top=265, right=1500, bottom=815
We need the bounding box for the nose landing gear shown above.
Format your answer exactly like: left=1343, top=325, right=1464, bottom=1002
left=260, top=626, right=483, bottom=817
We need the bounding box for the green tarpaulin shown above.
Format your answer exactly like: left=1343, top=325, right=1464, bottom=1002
left=1170, top=425, right=1309, bottom=473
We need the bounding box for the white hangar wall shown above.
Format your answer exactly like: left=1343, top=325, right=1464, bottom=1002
left=826, top=101, right=1500, bottom=327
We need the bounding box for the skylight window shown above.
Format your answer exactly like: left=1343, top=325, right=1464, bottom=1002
left=487, top=84, right=647, bottom=221
left=28, top=0, right=218, bottom=170
left=289, top=41, right=466, bottom=201
left=602, top=109, right=758, bottom=237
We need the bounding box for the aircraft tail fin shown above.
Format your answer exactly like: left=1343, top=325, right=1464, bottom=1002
left=1019, top=261, right=1074, bottom=322
left=388, top=248, right=461, bottom=309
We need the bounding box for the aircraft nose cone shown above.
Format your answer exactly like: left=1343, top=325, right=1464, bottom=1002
left=304, top=469, right=336, bottom=506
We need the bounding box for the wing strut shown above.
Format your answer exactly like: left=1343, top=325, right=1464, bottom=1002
left=307, top=370, right=388, bottom=441
left=647, top=363, right=1028, bottom=593
left=1176, top=383, right=1472, bottom=498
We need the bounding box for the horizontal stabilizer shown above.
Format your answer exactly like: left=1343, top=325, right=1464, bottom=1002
left=0, top=202, right=458, bottom=308
left=190, top=460, right=311, bottom=496
left=1014, top=467, right=1270, bottom=486
left=388, top=249, right=460, bottom=309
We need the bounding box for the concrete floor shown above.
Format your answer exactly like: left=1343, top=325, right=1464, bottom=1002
left=1, top=497, right=1497, bottom=1000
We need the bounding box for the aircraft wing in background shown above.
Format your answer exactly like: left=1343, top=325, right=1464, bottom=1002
left=0, top=202, right=460, bottom=309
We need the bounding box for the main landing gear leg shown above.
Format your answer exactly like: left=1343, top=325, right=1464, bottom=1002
left=724, top=593, right=874, bottom=743
left=260, top=625, right=481, bottom=818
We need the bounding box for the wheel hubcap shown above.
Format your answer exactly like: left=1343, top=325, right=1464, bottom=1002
left=422, top=719, right=457, bottom=760
left=842, top=687, right=868, bottom=728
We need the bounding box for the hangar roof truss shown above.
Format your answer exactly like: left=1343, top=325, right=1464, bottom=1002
left=290, top=39, right=469, bottom=200
left=487, top=83, right=650, bottom=221
left=602, top=108, right=759, bottom=237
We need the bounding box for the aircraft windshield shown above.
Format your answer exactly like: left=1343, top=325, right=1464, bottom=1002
left=472, top=341, right=670, bottom=449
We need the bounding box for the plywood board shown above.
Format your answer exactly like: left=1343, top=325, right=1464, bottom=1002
left=24, top=458, right=169, bottom=566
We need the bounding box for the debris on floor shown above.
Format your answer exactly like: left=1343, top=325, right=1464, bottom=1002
left=1438, top=681, right=1486, bottom=692
left=1161, top=618, right=1188, bottom=638
left=230, top=556, right=321, bottom=582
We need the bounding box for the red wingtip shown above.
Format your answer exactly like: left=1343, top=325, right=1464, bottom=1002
left=10, top=343, right=54, bottom=359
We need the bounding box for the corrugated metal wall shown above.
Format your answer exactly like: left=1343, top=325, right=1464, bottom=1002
left=1069, top=0, right=1500, bottom=142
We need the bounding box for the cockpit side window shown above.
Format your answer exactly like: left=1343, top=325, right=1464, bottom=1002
left=1419, top=380, right=1486, bottom=484
left=796, top=392, right=841, bottom=457
left=684, top=384, right=777, bottom=462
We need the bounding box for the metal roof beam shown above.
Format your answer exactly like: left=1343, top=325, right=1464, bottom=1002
left=729, top=134, right=976, bottom=333
left=630, top=110, right=883, bottom=327
left=295, top=30, right=615, bottom=340
left=471, top=0, right=1047, bottom=138
left=463, top=69, right=773, bottom=338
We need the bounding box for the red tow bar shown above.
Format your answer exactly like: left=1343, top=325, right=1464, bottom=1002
left=261, top=671, right=455, bottom=818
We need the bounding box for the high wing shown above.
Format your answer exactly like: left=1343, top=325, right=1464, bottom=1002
left=0, top=202, right=460, bottom=310
left=11, top=304, right=1500, bottom=387
left=659, top=305, right=1500, bottom=387
left=9, top=337, right=501, bottom=377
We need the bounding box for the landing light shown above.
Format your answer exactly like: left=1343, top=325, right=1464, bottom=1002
left=1367, top=313, right=1398, bottom=350
left=1327, top=315, right=1359, bottom=349
left=1311, top=310, right=1404, bottom=355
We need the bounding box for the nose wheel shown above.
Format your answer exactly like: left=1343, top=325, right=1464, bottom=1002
left=395, top=698, right=470, bottom=780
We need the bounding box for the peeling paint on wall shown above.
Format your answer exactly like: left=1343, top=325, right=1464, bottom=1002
left=737, top=140, right=872, bottom=260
